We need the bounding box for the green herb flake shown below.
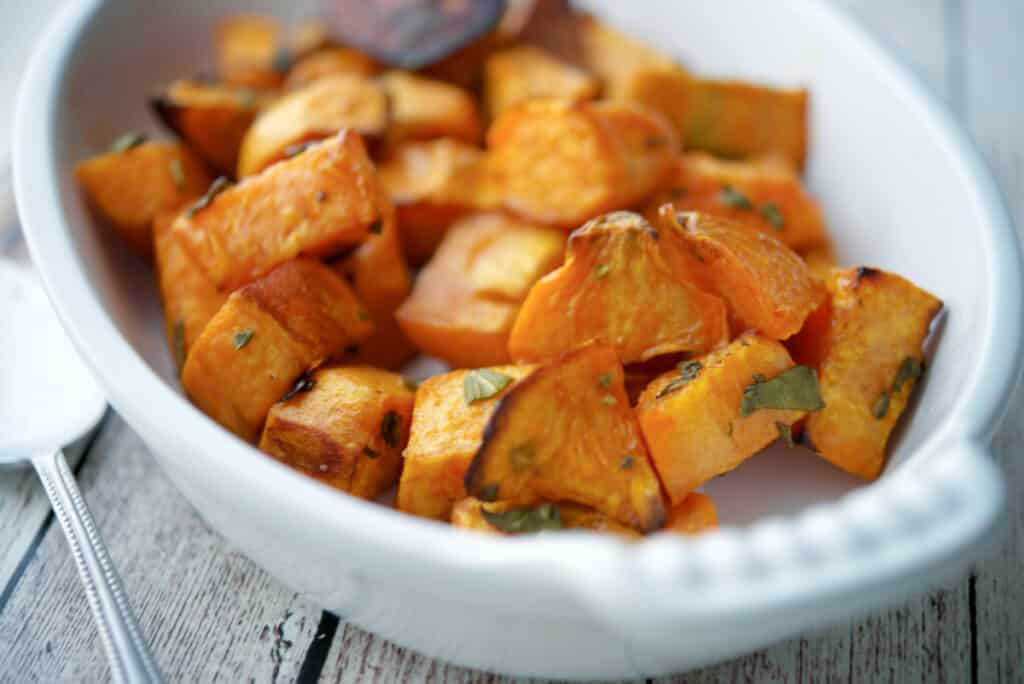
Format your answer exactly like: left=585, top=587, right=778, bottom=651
left=597, top=373, right=613, bottom=389
left=233, top=329, right=254, bottom=350
left=656, top=361, right=703, bottom=399
left=271, top=47, right=294, bottom=74
left=463, top=369, right=514, bottom=404
left=726, top=420, right=734, bottom=437
left=602, top=394, right=617, bottom=406
left=892, top=357, right=924, bottom=393
left=381, top=411, right=402, bottom=448
left=109, top=132, right=147, bottom=153
left=283, top=141, right=317, bottom=159
left=169, top=158, right=186, bottom=189
left=740, top=366, right=825, bottom=416
left=761, top=202, right=785, bottom=229
left=357, top=310, right=371, bottom=321
left=872, top=391, right=891, bottom=419
left=238, top=89, right=258, bottom=108
left=186, top=176, right=233, bottom=218
left=508, top=442, right=536, bottom=470
left=482, top=503, right=562, bottom=534
left=776, top=421, right=795, bottom=447
left=644, top=136, right=669, bottom=149
left=363, top=446, right=380, bottom=459
left=172, top=320, right=186, bottom=372
left=280, top=373, right=316, bottom=402
left=478, top=484, right=499, bottom=502
left=620, top=455, right=635, bottom=470
left=369, top=219, right=384, bottom=235
left=402, top=378, right=420, bottom=392
left=669, top=187, right=688, bottom=200
left=721, top=185, right=753, bottom=210
left=594, top=263, right=611, bottom=279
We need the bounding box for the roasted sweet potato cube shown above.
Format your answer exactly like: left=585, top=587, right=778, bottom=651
left=76, top=140, right=213, bottom=259
left=397, top=213, right=564, bottom=368
left=151, top=80, right=276, bottom=176
left=215, top=14, right=284, bottom=89
left=647, top=154, right=828, bottom=252
left=664, top=493, right=719, bottom=536
left=451, top=498, right=641, bottom=539
left=575, top=16, right=680, bottom=100
left=483, top=45, right=600, bottom=119
left=802, top=267, right=942, bottom=479
left=397, top=365, right=535, bottom=520
left=636, top=334, right=814, bottom=503
left=509, top=211, right=727, bottom=365
left=660, top=210, right=824, bottom=340
left=259, top=366, right=413, bottom=499
left=181, top=259, right=373, bottom=442
left=593, top=100, right=678, bottom=204
left=174, top=131, right=382, bottom=291
left=465, top=344, right=667, bottom=532
left=153, top=209, right=228, bottom=372
left=380, top=71, right=483, bottom=145
left=377, top=140, right=501, bottom=264
left=284, top=47, right=379, bottom=90
left=237, top=74, right=389, bottom=177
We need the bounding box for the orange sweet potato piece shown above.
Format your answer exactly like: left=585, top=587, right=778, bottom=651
left=259, top=366, right=414, bottom=499
left=647, top=153, right=828, bottom=252
left=173, top=131, right=382, bottom=291
left=377, top=139, right=501, bottom=265
left=483, top=45, right=600, bottom=119
left=575, top=15, right=681, bottom=100
left=451, top=498, right=640, bottom=539
left=284, top=47, right=379, bottom=90
left=181, top=259, right=373, bottom=442
left=396, top=213, right=564, bottom=368
left=397, top=365, right=536, bottom=520
left=802, top=267, right=942, bottom=479
left=465, top=344, right=667, bottom=532
left=660, top=210, right=824, bottom=340
left=76, top=140, right=213, bottom=259
left=153, top=209, right=228, bottom=372
left=237, top=74, right=389, bottom=177
left=636, top=333, right=813, bottom=503
left=380, top=71, right=483, bottom=145
left=509, top=211, right=728, bottom=364
left=663, top=493, right=719, bottom=536
left=151, top=80, right=276, bottom=176
left=215, top=14, right=285, bottom=89
left=488, top=99, right=674, bottom=228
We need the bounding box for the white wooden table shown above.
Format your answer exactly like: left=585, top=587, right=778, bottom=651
left=1, top=2, right=1021, bottom=681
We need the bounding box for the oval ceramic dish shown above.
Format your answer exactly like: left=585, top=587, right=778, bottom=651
left=13, top=0, right=1023, bottom=678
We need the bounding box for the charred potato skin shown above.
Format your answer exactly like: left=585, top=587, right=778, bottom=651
left=258, top=366, right=414, bottom=499
left=802, top=267, right=942, bottom=479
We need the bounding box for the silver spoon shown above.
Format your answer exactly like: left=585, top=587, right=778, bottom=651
left=0, top=260, right=162, bottom=683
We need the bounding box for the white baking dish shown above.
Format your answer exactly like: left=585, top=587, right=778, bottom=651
left=13, top=0, right=1023, bottom=678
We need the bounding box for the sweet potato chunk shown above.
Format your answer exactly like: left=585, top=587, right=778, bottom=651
left=575, top=16, right=680, bottom=100
left=483, top=45, right=600, bottom=119
left=488, top=99, right=675, bottom=228
left=284, top=47, right=379, bottom=90
left=377, top=140, right=501, bottom=264
left=181, top=259, right=373, bottom=442
left=237, top=74, right=389, bottom=177
left=663, top=493, right=719, bottom=536
left=380, top=71, right=483, bottom=145
left=397, top=213, right=564, bottom=368
left=259, top=366, right=413, bottom=499
left=465, top=344, right=667, bottom=532
left=151, top=80, right=276, bottom=176
left=660, top=210, right=824, bottom=340
left=451, top=498, right=641, bottom=538
left=397, top=365, right=536, bottom=520
left=76, top=140, right=212, bottom=259
left=648, top=154, right=828, bottom=252
left=153, top=209, right=227, bottom=372
left=636, top=334, right=815, bottom=503
left=174, top=131, right=382, bottom=291
left=215, top=14, right=284, bottom=89
left=509, top=211, right=727, bottom=364
left=801, top=267, right=942, bottom=479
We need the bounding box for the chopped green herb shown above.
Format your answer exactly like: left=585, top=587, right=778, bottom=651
left=463, top=369, right=514, bottom=404
left=892, top=357, right=924, bottom=392
left=369, top=219, right=383, bottom=235
left=602, top=394, right=617, bottom=406
left=620, top=455, right=635, bottom=470
left=238, top=89, right=258, bottom=108
left=594, top=263, right=611, bottom=279
left=776, top=421, right=794, bottom=447
left=478, top=484, right=499, bottom=502
left=656, top=361, right=703, bottom=399
left=669, top=187, right=688, bottom=200
left=283, top=141, right=316, bottom=158
left=872, top=391, right=891, bottom=419
left=169, top=158, right=186, bottom=189
left=403, top=378, right=420, bottom=392
left=597, top=373, right=613, bottom=389
left=233, top=329, right=254, bottom=350
left=357, top=310, right=371, bottom=321
left=271, top=47, right=294, bottom=73
left=761, top=202, right=785, bottom=229
left=726, top=420, right=734, bottom=437
left=644, top=136, right=670, bottom=148
left=509, top=442, right=536, bottom=470
left=752, top=373, right=767, bottom=384
left=172, top=320, right=186, bottom=371
left=363, top=446, right=380, bottom=459
left=109, top=132, right=147, bottom=153
left=482, top=503, right=562, bottom=534
left=187, top=177, right=233, bottom=218
left=740, top=366, right=825, bottom=416
left=381, top=411, right=402, bottom=448
left=280, top=373, right=316, bottom=402
left=721, top=185, right=753, bottom=210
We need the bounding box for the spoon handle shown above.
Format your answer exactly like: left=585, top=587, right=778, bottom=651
left=32, top=448, right=163, bottom=684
